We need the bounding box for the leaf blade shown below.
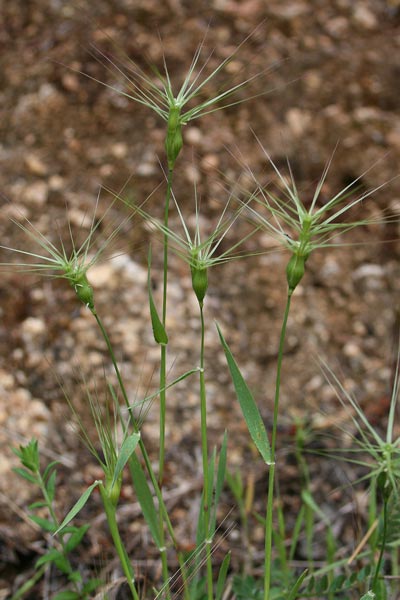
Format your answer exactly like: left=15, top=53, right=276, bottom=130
left=216, top=323, right=271, bottom=464
left=54, top=480, right=101, bottom=535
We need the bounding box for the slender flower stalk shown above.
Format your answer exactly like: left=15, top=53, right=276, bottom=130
left=129, top=184, right=257, bottom=598
left=84, top=40, right=269, bottom=594
left=63, top=381, right=141, bottom=600
left=87, top=31, right=268, bottom=505
left=243, top=145, right=396, bottom=600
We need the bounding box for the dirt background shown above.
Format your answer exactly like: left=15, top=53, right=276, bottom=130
left=1, top=0, right=400, bottom=597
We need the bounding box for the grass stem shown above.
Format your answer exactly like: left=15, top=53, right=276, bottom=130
left=90, top=306, right=177, bottom=597
left=264, top=291, right=292, bottom=600
left=199, top=301, right=214, bottom=600
left=159, top=168, right=174, bottom=486
left=99, top=483, right=140, bottom=600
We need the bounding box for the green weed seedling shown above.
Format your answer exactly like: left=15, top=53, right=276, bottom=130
left=13, top=439, right=100, bottom=599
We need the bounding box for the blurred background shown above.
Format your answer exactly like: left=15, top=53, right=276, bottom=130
left=0, top=0, right=400, bottom=595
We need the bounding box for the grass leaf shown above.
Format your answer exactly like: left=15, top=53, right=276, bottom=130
left=55, top=480, right=101, bottom=535
left=111, top=432, right=141, bottom=490
left=148, top=246, right=168, bottom=345
left=128, top=452, right=162, bottom=548
left=287, top=569, right=308, bottom=600
left=216, top=323, right=271, bottom=464
left=216, top=552, right=231, bottom=600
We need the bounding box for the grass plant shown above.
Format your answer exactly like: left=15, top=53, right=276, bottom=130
left=3, top=25, right=400, bottom=600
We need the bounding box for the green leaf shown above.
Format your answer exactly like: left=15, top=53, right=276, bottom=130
left=360, top=593, right=375, bottom=600
left=215, top=432, right=227, bottom=505
left=82, top=578, right=103, bottom=595
left=68, top=570, right=82, bottom=584
left=28, top=501, right=48, bottom=510
left=35, top=548, right=72, bottom=573
left=13, top=439, right=39, bottom=472
left=54, top=480, right=101, bottom=535
left=29, top=515, right=57, bottom=533
left=216, top=323, right=271, bottom=464
left=148, top=246, right=168, bottom=345
left=209, top=433, right=228, bottom=537
left=287, top=569, right=308, bottom=600
left=65, top=524, right=90, bottom=553
left=128, top=453, right=162, bottom=548
left=216, top=552, right=231, bottom=600
left=36, top=549, right=63, bottom=567
left=43, top=460, right=59, bottom=482
left=111, top=432, right=141, bottom=490
left=46, top=469, right=57, bottom=503
left=52, top=592, right=81, bottom=600
left=13, top=467, right=37, bottom=484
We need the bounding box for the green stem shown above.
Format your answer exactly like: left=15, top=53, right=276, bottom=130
left=199, top=301, right=213, bottom=600
left=264, top=291, right=292, bottom=600
left=159, top=167, right=173, bottom=486
left=157, top=168, right=174, bottom=599
left=372, top=497, right=388, bottom=593
left=99, top=484, right=140, bottom=600
left=90, top=308, right=177, bottom=560
left=37, top=472, right=80, bottom=591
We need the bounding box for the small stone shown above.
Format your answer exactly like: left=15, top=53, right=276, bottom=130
left=201, top=153, right=220, bottom=171
left=343, top=342, right=361, bottom=358
left=387, top=126, right=400, bottom=150
left=23, top=181, right=48, bottom=206
left=353, top=106, right=382, bottom=123
left=268, top=2, right=310, bottom=18
left=89, top=263, right=119, bottom=289
left=324, top=16, right=348, bottom=37
left=110, top=142, right=128, bottom=159
left=136, top=161, right=157, bottom=176
left=0, top=370, right=15, bottom=390
left=21, top=317, right=46, bottom=337
left=48, top=174, right=65, bottom=191
left=185, top=127, right=202, bottom=146
left=185, top=164, right=200, bottom=184
left=286, top=108, right=311, bottom=137
left=112, top=255, right=147, bottom=285
left=352, top=264, right=385, bottom=280
left=61, top=73, right=80, bottom=92
left=24, top=154, right=48, bottom=176
left=352, top=6, right=378, bottom=30
left=99, top=163, right=114, bottom=177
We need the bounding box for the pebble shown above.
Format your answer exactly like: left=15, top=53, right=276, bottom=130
left=22, top=181, right=48, bottom=206
left=387, top=126, right=400, bottom=150
left=61, top=73, right=80, bottom=92
left=24, top=154, right=48, bottom=176
left=285, top=108, right=311, bottom=137
left=343, top=341, right=362, bottom=358
left=185, top=127, right=203, bottom=146
left=352, top=5, right=378, bottom=30
left=89, top=263, right=120, bottom=288
left=21, top=316, right=47, bottom=339
left=111, top=254, right=147, bottom=286
left=48, top=174, right=65, bottom=191
left=110, top=142, right=128, bottom=159
left=352, top=263, right=385, bottom=280
left=268, top=2, right=310, bottom=18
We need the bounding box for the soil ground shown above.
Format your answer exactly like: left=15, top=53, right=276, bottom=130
left=1, top=1, right=400, bottom=598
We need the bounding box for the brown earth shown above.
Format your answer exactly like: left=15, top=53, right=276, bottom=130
left=1, top=0, right=400, bottom=598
